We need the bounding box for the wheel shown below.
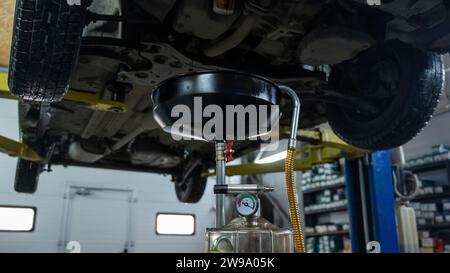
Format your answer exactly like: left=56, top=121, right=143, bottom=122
left=174, top=165, right=207, bottom=203
left=327, top=41, right=444, bottom=150
left=15, top=158, right=43, bottom=194
left=8, top=0, right=91, bottom=102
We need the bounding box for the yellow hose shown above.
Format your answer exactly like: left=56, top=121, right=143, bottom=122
left=285, top=148, right=306, bottom=253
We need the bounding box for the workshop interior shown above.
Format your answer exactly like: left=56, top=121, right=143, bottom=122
left=1, top=0, right=450, bottom=254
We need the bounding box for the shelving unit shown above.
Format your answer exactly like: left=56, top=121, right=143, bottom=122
left=407, top=159, right=450, bottom=174
left=417, top=223, right=450, bottom=230
left=302, top=163, right=351, bottom=253
left=305, top=205, right=348, bottom=215
left=406, top=159, right=450, bottom=252
left=306, top=230, right=350, bottom=237
left=413, top=192, right=450, bottom=201
left=303, top=182, right=346, bottom=194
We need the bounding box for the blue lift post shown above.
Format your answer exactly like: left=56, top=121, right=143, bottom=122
left=345, top=150, right=400, bottom=253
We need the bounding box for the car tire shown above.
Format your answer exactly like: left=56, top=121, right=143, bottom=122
left=8, top=0, right=90, bottom=102
left=15, top=159, right=42, bottom=194
left=327, top=41, right=444, bottom=150
left=174, top=165, right=207, bottom=203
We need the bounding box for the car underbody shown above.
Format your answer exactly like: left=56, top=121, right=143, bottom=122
left=9, top=0, right=450, bottom=200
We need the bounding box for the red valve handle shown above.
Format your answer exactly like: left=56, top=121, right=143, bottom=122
left=225, top=141, right=235, bottom=162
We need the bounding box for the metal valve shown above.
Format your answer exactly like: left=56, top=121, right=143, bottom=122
left=214, top=184, right=274, bottom=195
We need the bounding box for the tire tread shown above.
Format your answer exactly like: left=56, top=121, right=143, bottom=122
left=8, top=0, right=89, bottom=102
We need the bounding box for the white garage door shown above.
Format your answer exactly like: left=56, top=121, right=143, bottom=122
left=61, top=187, right=134, bottom=253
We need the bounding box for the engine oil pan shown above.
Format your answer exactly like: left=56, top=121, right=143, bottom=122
left=152, top=71, right=279, bottom=141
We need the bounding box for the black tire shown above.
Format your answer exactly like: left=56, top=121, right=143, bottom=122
left=8, top=0, right=90, bottom=102
left=327, top=41, right=444, bottom=150
left=15, top=159, right=42, bottom=194
left=175, top=165, right=208, bottom=203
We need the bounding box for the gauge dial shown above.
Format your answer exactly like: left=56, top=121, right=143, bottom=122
left=235, top=193, right=259, bottom=217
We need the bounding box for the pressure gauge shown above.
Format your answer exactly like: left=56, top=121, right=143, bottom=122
left=235, top=193, right=259, bottom=217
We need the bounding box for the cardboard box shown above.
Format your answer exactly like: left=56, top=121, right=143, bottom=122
left=417, top=218, right=426, bottom=225
left=421, top=238, right=435, bottom=248
left=423, top=212, right=435, bottom=219
left=420, top=247, right=434, bottom=253
left=428, top=203, right=437, bottom=212
left=443, top=201, right=450, bottom=211
left=327, top=225, right=338, bottom=232
left=423, top=187, right=434, bottom=194
left=445, top=213, right=450, bottom=223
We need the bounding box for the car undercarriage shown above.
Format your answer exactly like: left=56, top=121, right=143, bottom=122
left=6, top=0, right=450, bottom=201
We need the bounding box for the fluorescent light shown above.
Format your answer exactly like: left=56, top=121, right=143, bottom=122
left=156, top=213, right=195, bottom=235
left=0, top=206, right=36, bottom=232
left=255, top=150, right=287, bottom=164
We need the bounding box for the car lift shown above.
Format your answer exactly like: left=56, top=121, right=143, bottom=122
left=345, top=151, right=400, bottom=253
left=0, top=70, right=400, bottom=253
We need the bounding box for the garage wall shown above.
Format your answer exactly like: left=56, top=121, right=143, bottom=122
left=0, top=99, right=216, bottom=253
left=403, top=110, right=450, bottom=160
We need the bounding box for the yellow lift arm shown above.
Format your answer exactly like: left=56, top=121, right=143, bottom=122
left=0, top=135, right=43, bottom=162
left=0, top=72, right=127, bottom=113
left=205, top=128, right=368, bottom=177
left=0, top=71, right=127, bottom=162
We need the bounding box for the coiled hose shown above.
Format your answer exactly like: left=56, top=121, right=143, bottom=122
left=285, top=148, right=305, bottom=253
left=279, top=85, right=305, bottom=253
